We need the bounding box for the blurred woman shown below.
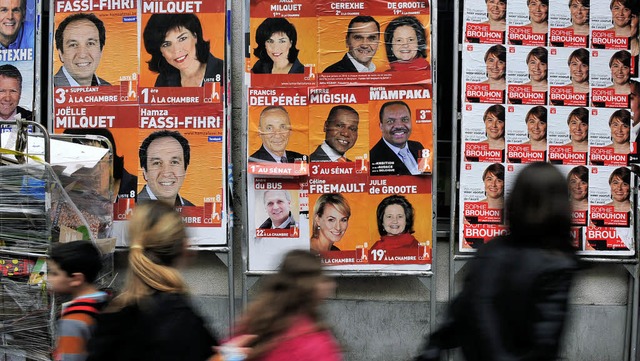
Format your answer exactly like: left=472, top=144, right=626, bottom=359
left=524, top=47, right=548, bottom=92
left=567, top=48, right=589, bottom=94
left=479, top=104, right=506, bottom=150
left=480, top=45, right=506, bottom=91
left=416, top=162, right=577, bottom=361
left=606, top=109, right=631, bottom=154
left=568, top=165, right=589, bottom=212
left=310, top=193, right=351, bottom=252
left=233, top=250, right=342, bottom=361
left=384, top=15, right=430, bottom=72
left=563, top=107, right=589, bottom=152
left=565, top=0, right=590, bottom=36
left=525, top=0, right=549, bottom=34
left=87, top=201, right=219, bottom=361
left=480, top=163, right=505, bottom=209
left=606, top=166, right=631, bottom=212
left=252, top=18, right=303, bottom=74
left=606, top=50, right=632, bottom=94
left=608, top=0, right=639, bottom=55
left=482, top=0, right=507, bottom=32
left=143, top=14, right=224, bottom=87
left=523, top=105, right=548, bottom=152
left=370, top=195, right=419, bottom=251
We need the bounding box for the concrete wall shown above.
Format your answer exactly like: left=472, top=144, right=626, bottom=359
left=111, top=3, right=636, bottom=361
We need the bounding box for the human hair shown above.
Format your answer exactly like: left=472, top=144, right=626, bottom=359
left=312, top=193, right=351, bottom=239
left=253, top=18, right=300, bottom=65
left=610, top=0, right=639, bottom=15
left=326, top=105, right=359, bottom=124
left=259, top=105, right=289, bottom=127
left=567, top=107, right=589, bottom=125
left=631, top=79, right=640, bottom=96
left=482, top=163, right=505, bottom=182
left=608, top=109, right=631, bottom=127
left=484, top=44, right=506, bottom=63
left=568, top=48, right=589, bottom=67
left=143, top=14, right=210, bottom=74
left=487, top=0, right=507, bottom=3
left=568, top=165, right=589, bottom=184
left=376, top=195, right=415, bottom=236
left=526, top=47, right=548, bottom=65
left=383, top=15, right=427, bottom=63
left=238, top=250, right=331, bottom=360
left=483, top=104, right=505, bottom=122
left=63, top=128, right=125, bottom=181
left=506, top=162, right=573, bottom=250
left=55, top=13, right=106, bottom=52
left=0, top=64, right=22, bottom=88
left=346, top=15, right=380, bottom=40
left=139, top=130, right=190, bottom=171
left=49, top=241, right=103, bottom=284
left=569, top=0, right=589, bottom=6
left=110, top=201, right=188, bottom=309
left=263, top=190, right=291, bottom=205
left=526, top=106, right=547, bottom=124
left=609, top=166, right=631, bottom=185
left=609, top=50, right=631, bottom=68
left=527, top=0, right=549, bottom=5
left=379, top=101, right=410, bottom=123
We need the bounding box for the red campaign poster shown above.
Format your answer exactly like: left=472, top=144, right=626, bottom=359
left=462, top=103, right=506, bottom=163
left=548, top=0, right=589, bottom=48
left=139, top=0, right=225, bottom=104
left=462, top=43, right=507, bottom=104
left=548, top=47, right=590, bottom=107
left=506, top=0, right=549, bottom=46
left=590, top=49, right=633, bottom=108
left=558, top=165, right=590, bottom=228
left=589, top=108, right=630, bottom=166
left=137, top=104, right=225, bottom=230
left=463, top=0, right=506, bottom=44
left=247, top=87, right=309, bottom=176
left=506, top=45, right=548, bottom=105
left=367, top=85, right=433, bottom=176
left=308, top=86, right=370, bottom=167
left=505, top=105, right=548, bottom=163
left=53, top=104, right=139, bottom=221
left=52, top=0, right=138, bottom=102
left=248, top=0, right=318, bottom=87
left=590, top=0, right=639, bottom=55
left=547, top=106, right=589, bottom=165
left=317, top=0, right=431, bottom=86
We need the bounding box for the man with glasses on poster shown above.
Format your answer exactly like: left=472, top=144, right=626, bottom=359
left=0, top=0, right=34, bottom=51
left=249, top=105, right=306, bottom=163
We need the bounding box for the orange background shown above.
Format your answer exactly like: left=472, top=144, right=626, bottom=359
left=308, top=103, right=370, bottom=160
left=308, top=192, right=371, bottom=251
left=248, top=105, right=309, bottom=156
left=53, top=10, right=139, bottom=85
left=367, top=191, right=432, bottom=246
left=368, top=97, right=434, bottom=151
left=137, top=128, right=224, bottom=207
left=318, top=15, right=431, bottom=73
left=139, top=12, right=226, bottom=87
left=249, top=17, right=318, bottom=72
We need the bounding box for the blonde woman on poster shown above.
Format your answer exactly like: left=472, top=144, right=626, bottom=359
left=606, top=109, right=631, bottom=154
left=251, top=18, right=304, bottom=74
left=143, top=14, right=223, bottom=87
left=383, top=15, right=430, bottom=72
left=566, top=48, right=590, bottom=94
left=563, top=107, right=589, bottom=152
left=480, top=44, right=507, bottom=91
left=370, top=195, right=419, bottom=252
left=568, top=165, right=589, bottom=212
left=605, top=166, right=631, bottom=212
left=310, top=193, right=351, bottom=252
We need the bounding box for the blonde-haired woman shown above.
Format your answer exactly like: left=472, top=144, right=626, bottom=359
left=87, top=201, right=219, bottom=361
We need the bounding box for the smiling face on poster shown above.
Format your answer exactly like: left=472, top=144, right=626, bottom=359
left=464, top=0, right=507, bottom=43
left=549, top=0, right=590, bottom=46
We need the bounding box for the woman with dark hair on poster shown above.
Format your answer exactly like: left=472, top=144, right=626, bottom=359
left=606, top=109, right=631, bottom=154
left=384, top=15, right=430, bottom=72
left=606, top=50, right=632, bottom=94
left=252, top=18, right=304, bottom=74
left=568, top=165, right=589, bottom=212
left=563, top=107, right=589, bottom=153
left=605, top=166, right=631, bottom=212
left=415, top=162, right=577, bottom=361
left=480, top=45, right=506, bottom=91
left=143, top=14, right=223, bottom=87
left=566, top=48, right=589, bottom=94
left=370, top=195, right=419, bottom=252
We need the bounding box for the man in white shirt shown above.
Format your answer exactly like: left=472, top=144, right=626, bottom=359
left=323, top=16, right=380, bottom=73
left=310, top=105, right=359, bottom=162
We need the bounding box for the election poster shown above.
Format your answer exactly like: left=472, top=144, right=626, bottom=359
left=51, top=0, right=229, bottom=246
left=459, top=1, right=637, bottom=256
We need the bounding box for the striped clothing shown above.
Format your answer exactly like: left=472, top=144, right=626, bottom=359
left=54, top=292, right=108, bottom=361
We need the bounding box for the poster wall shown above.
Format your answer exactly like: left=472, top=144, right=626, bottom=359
left=460, top=0, right=639, bottom=256
left=246, top=0, right=435, bottom=271
left=51, top=0, right=228, bottom=246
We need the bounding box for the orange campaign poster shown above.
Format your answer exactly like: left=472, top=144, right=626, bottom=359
left=317, top=0, right=431, bottom=86
left=52, top=0, right=138, bottom=104
left=139, top=0, right=225, bottom=105
left=249, top=0, right=318, bottom=87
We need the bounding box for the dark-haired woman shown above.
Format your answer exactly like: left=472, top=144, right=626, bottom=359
left=143, top=14, right=223, bottom=87
left=252, top=18, right=304, bottom=74
left=370, top=195, right=420, bottom=252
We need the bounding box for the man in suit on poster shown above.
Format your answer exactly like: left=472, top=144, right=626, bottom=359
left=369, top=100, right=425, bottom=176
left=310, top=105, right=360, bottom=162
left=249, top=105, right=306, bottom=163
left=323, top=15, right=380, bottom=73
left=0, top=64, right=31, bottom=120
left=54, top=13, right=111, bottom=87
left=258, top=189, right=297, bottom=229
